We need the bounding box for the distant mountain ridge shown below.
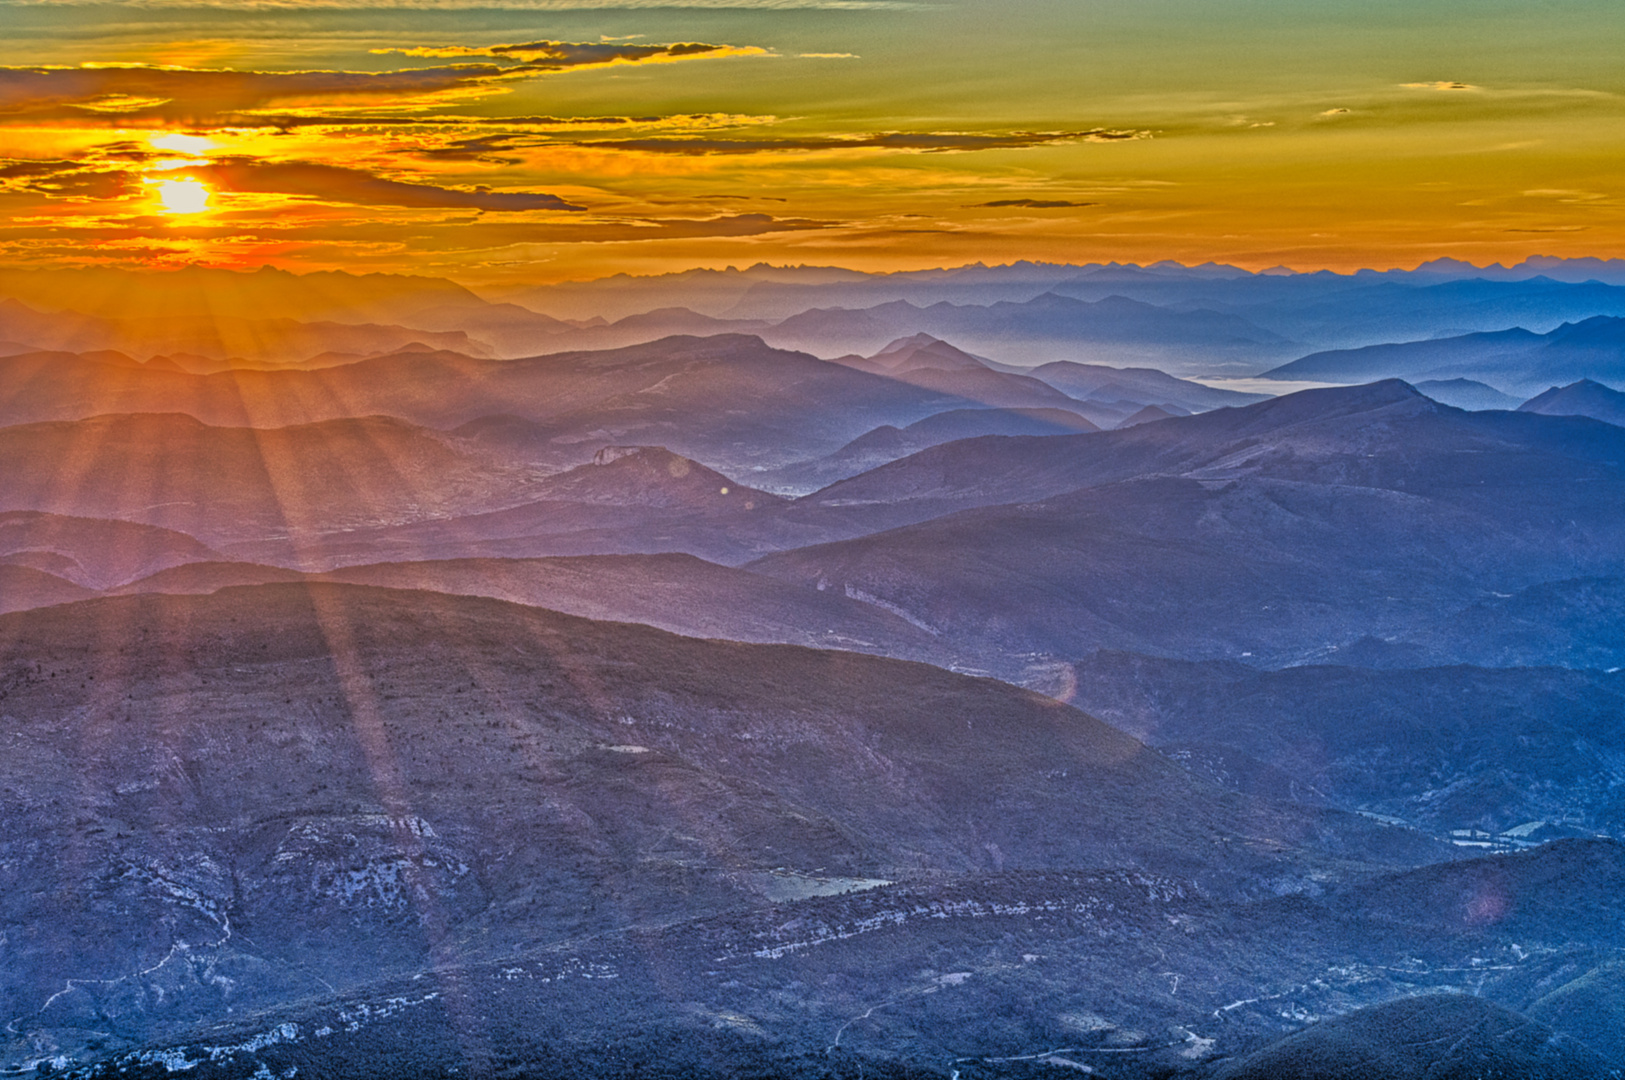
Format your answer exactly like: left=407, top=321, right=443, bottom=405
left=762, top=290, right=1297, bottom=368
left=7, top=260, right=1625, bottom=381
left=1260, top=316, right=1625, bottom=393
left=487, top=255, right=1625, bottom=323
left=750, top=380, right=1625, bottom=666
left=0, top=334, right=1035, bottom=473
left=0, top=296, right=500, bottom=368
left=1414, top=378, right=1522, bottom=410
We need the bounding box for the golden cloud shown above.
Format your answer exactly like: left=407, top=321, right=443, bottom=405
left=0, top=212, right=833, bottom=250
left=0, top=63, right=521, bottom=122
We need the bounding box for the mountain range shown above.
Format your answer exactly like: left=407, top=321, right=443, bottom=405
left=2, top=263, right=1625, bottom=1079
left=754, top=381, right=1625, bottom=666
left=8, top=259, right=1625, bottom=381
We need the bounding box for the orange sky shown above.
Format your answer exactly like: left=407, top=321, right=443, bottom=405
left=0, top=0, right=1620, bottom=283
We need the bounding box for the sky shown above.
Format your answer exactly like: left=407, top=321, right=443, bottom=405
left=0, top=0, right=1620, bottom=283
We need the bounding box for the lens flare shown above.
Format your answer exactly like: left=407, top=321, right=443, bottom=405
left=155, top=178, right=211, bottom=215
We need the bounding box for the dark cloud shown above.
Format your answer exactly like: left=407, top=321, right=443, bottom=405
left=578, top=129, right=1149, bottom=155
left=218, top=113, right=662, bottom=132
left=178, top=159, right=585, bottom=211
left=409, top=125, right=653, bottom=162
left=416, top=134, right=531, bottom=164
left=406, top=115, right=777, bottom=160
left=378, top=40, right=767, bottom=69
left=0, top=159, right=137, bottom=200
left=971, top=199, right=1098, bottom=208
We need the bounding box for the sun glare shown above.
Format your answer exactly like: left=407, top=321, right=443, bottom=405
left=155, top=178, right=211, bottom=215
left=148, top=132, right=217, bottom=155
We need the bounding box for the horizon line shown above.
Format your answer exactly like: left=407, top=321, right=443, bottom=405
left=2, top=252, right=1623, bottom=289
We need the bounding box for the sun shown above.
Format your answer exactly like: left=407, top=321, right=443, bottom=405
left=155, top=178, right=211, bottom=215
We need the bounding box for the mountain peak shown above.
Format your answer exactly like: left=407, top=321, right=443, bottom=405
left=874, top=332, right=944, bottom=355
left=1194, top=378, right=1438, bottom=436
left=1116, top=403, right=1179, bottom=428
left=557, top=446, right=779, bottom=507
left=865, top=334, right=989, bottom=373
left=1547, top=313, right=1625, bottom=345
left=1517, top=377, right=1625, bottom=426
left=1287, top=378, right=1429, bottom=409
left=591, top=444, right=689, bottom=469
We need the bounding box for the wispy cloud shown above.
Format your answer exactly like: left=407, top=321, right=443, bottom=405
left=1402, top=81, right=1480, bottom=91
left=578, top=129, right=1149, bottom=155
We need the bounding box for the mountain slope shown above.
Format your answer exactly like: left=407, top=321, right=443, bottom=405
left=116, top=553, right=960, bottom=667
left=1204, top=994, right=1615, bottom=1080
left=1413, top=575, right=1625, bottom=668
left=1066, top=652, right=1625, bottom=836
left=0, top=582, right=1404, bottom=1072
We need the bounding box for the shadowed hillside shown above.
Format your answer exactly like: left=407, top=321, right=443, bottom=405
left=0, top=583, right=1454, bottom=1073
